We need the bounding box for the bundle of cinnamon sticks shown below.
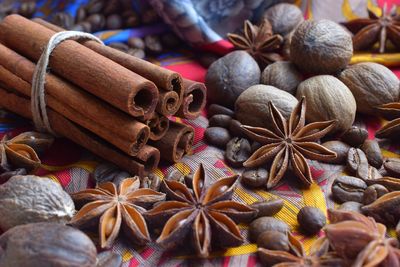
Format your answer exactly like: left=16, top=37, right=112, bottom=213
left=0, top=15, right=207, bottom=176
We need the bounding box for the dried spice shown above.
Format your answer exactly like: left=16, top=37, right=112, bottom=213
left=227, top=19, right=283, bottom=68
left=376, top=102, right=400, bottom=139
left=362, top=191, right=400, bottom=226
left=261, top=3, right=304, bottom=36
left=70, top=177, right=165, bottom=249
left=250, top=199, right=284, bottom=218
left=342, top=6, right=400, bottom=53
left=297, top=207, right=326, bottom=235
left=241, top=97, right=336, bottom=189
left=249, top=216, right=289, bottom=242
left=145, top=164, right=256, bottom=258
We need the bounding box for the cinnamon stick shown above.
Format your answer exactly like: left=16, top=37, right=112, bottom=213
left=151, top=121, right=194, bottom=162
left=0, top=44, right=149, bottom=156
left=0, top=87, right=148, bottom=175
left=175, top=79, right=207, bottom=120
left=0, top=15, right=159, bottom=119
left=156, top=90, right=180, bottom=116
left=145, top=113, right=169, bottom=141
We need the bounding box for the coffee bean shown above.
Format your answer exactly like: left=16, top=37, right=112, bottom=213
left=242, top=168, right=269, bottom=188
left=361, top=140, right=383, bottom=168
left=257, top=231, right=289, bottom=251
left=209, top=114, right=232, bottom=128
left=332, top=175, right=367, bottom=203
left=384, top=158, right=400, bottom=177
left=205, top=127, right=231, bottom=148
left=86, top=0, right=104, bottom=15
left=165, top=169, right=184, bottom=183
left=184, top=173, right=193, bottom=189
left=124, top=12, right=141, bottom=28
left=297, top=207, right=326, bottom=235
left=141, top=9, right=160, bottom=24
left=366, top=166, right=383, bottom=180
left=126, top=48, right=145, bottom=59
left=103, top=0, right=120, bottom=15
left=86, top=13, right=105, bottom=31
left=251, top=199, right=284, bottom=218
left=249, top=217, right=289, bottom=242
left=208, top=104, right=234, bottom=117
left=363, top=184, right=388, bottom=205
left=321, top=140, right=350, bottom=164
left=75, top=7, right=87, bottom=23
left=53, top=12, right=74, bottom=30
left=347, top=148, right=369, bottom=179
left=337, top=201, right=363, bottom=213
left=128, top=37, right=145, bottom=50
left=229, top=119, right=245, bottom=137
left=225, top=137, right=251, bottom=167
left=160, top=32, right=180, bottom=48
left=144, top=35, right=163, bottom=54
left=72, top=21, right=92, bottom=32
left=341, top=126, right=368, bottom=147
left=18, top=1, right=36, bottom=18
left=106, top=14, right=122, bottom=30
left=108, top=42, right=130, bottom=52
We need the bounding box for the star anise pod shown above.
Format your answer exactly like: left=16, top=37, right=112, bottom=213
left=144, top=164, right=257, bottom=258
left=258, top=234, right=343, bottom=266
left=361, top=191, right=400, bottom=226
left=241, top=97, right=336, bottom=189
left=325, top=209, right=400, bottom=266
left=376, top=102, right=400, bottom=139
left=342, top=5, right=400, bottom=53
left=70, top=177, right=165, bottom=249
left=0, top=131, right=53, bottom=174
left=227, top=19, right=284, bottom=68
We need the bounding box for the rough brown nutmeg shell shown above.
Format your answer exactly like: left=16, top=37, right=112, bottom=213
left=296, top=75, right=356, bottom=134
left=235, top=84, right=298, bottom=128
left=262, top=3, right=304, bottom=36
left=290, top=20, right=353, bottom=74
left=206, top=51, right=260, bottom=108
left=338, top=62, right=400, bottom=115
left=261, top=61, right=302, bottom=95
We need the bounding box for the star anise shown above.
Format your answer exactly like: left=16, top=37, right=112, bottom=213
left=144, top=164, right=257, bottom=258
left=325, top=209, right=400, bottom=266
left=241, top=98, right=336, bottom=189
left=342, top=5, right=400, bottom=53
left=227, top=19, right=284, bottom=68
left=258, top=234, right=343, bottom=266
left=70, top=177, right=165, bottom=249
left=376, top=102, right=400, bottom=139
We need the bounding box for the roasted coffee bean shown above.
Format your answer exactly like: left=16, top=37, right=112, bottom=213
left=229, top=119, right=245, bottom=137
left=384, top=158, right=400, bottom=177
left=341, top=126, right=368, bottom=147
left=249, top=217, right=289, bottom=242
left=106, top=14, right=122, bottom=30
left=321, top=140, right=350, bottom=164
left=141, top=9, right=160, bottom=24
left=208, top=104, right=234, bottom=117
left=108, top=42, right=130, bottom=52
left=338, top=201, right=363, bottom=213
left=97, top=251, right=123, bottom=267
left=225, top=137, right=251, bottom=167
left=144, top=35, right=163, bottom=53
left=363, top=184, right=388, bottom=205
left=251, top=141, right=262, bottom=153
left=128, top=37, right=145, bottom=50
left=86, top=0, right=104, bottom=15
left=124, top=12, right=141, bottom=28
left=165, top=169, right=185, bottom=183
left=366, top=166, right=383, bottom=180
left=53, top=12, right=74, bottom=30
left=242, top=168, right=269, bottom=188
left=251, top=199, right=284, bottom=218
left=297, top=207, right=326, bottom=235
left=103, top=0, right=120, bottom=15
left=332, top=175, right=367, bottom=203
left=347, top=148, right=369, bottom=179
left=209, top=114, right=232, bottom=128
left=76, top=7, right=87, bottom=23
left=18, top=1, right=36, bottom=18
left=86, top=13, right=105, bottom=31
left=126, top=48, right=146, bottom=59
left=160, top=32, right=180, bottom=48
left=74, top=21, right=92, bottom=32
left=184, top=173, right=193, bottom=188
left=140, top=173, right=161, bottom=191
left=257, top=231, right=289, bottom=251
left=204, top=127, right=231, bottom=148
left=361, top=140, right=383, bottom=168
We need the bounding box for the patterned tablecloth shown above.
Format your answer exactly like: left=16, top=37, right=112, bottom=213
left=1, top=0, right=400, bottom=266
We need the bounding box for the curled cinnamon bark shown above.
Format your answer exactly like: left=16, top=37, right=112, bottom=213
left=0, top=15, right=159, bottom=120
left=156, top=89, right=180, bottom=116
left=145, top=113, right=170, bottom=141
left=176, top=79, right=207, bottom=120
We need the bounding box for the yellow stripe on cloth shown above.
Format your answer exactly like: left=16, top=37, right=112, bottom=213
left=342, top=0, right=359, bottom=20
left=122, top=250, right=134, bottom=262
left=382, top=149, right=400, bottom=159
left=367, top=0, right=381, bottom=17
left=177, top=244, right=258, bottom=259
left=351, top=52, right=400, bottom=67
left=40, top=160, right=98, bottom=173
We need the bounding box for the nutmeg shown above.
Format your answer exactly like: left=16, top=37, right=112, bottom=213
left=261, top=61, right=302, bottom=95
left=296, top=75, right=356, bottom=134
left=206, top=51, right=260, bottom=108
left=338, top=62, right=400, bottom=115
left=290, top=20, right=353, bottom=74
left=235, top=84, right=298, bottom=127
left=262, top=3, right=303, bottom=36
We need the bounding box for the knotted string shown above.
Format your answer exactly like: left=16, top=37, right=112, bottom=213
left=31, top=31, right=104, bottom=135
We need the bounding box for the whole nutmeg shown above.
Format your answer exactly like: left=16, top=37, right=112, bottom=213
left=321, top=140, right=350, bottom=164
left=206, top=51, right=260, bottom=108
left=297, top=207, right=326, bottom=235
left=0, top=222, right=97, bottom=267
left=235, top=84, right=298, bottom=128
left=261, top=61, right=302, bottom=95
left=296, top=75, right=356, bottom=134
left=0, top=175, right=75, bottom=231
left=262, top=3, right=303, bottom=36
left=338, top=62, right=400, bottom=115
left=290, top=20, right=353, bottom=74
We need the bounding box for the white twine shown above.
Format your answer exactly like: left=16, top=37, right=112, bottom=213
left=31, top=31, right=104, bottom=134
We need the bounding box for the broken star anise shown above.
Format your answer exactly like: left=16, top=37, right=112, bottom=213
left=144, top=164, right=257, bottom=258
left=342, top=5, right=400, bottom=53
left=376, top=102, right=400, bottom=139
left=227, top=19, right=284, bottom=68
left=70, top=177, right=165, bottom=249
left=241, top=97, right=336, bottom=189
